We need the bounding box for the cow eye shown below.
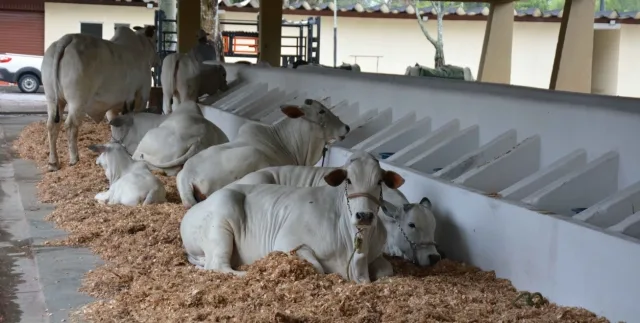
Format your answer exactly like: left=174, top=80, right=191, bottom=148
left=408, top=223, right=416, bottom=228
left=319, top=110, right=326, bottom=114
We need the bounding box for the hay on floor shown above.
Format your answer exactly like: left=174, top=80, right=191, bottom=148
left=12, top=120, right=610, bottom=323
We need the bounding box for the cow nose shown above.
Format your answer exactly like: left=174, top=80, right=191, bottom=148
left=429, top=254, right=441, bottom=265
left=355, top=212, right=374, bottom=224
left=345, top=125, right=351, bottom=133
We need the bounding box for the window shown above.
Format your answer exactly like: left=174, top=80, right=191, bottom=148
left=114, top=23, right=130, bottom=30
left=80, top=23, right=103, bottom=39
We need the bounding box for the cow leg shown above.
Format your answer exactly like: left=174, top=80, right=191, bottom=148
left=286, top=245, right=325, bottom=274
left=203, top=224, right=246, bottom=276
left=65, top=110, right=82, bottom=166
left=162, top=92, right=172, bottom=114
left=46, top=102, right=62, bottom=171
left=368, top=255, right=394, bottom=281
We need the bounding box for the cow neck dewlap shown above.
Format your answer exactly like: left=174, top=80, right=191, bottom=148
left=105, top=149, right=135, bottom=185
left=271, top=118, right=325, bottom=166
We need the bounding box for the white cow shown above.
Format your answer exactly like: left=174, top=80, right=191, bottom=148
left=180, top=151, right=405, bottom=282
left=132, top=100, right=229, bottom=176
left=233, top=160, right=441, bottom=266
left=89, top=143, right=166, bottom=206
left=160, top=52, right=229, bottom=115
left=176, top=98, right=351, bottom=208
left=109, top=111, right=168, bottom=155
left=42, top=25, right=159, bottom=172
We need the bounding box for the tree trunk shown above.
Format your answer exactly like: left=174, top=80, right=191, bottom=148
left=201, top=0, right=215, bottom=38
left=433, top=2, right=445, bottom=68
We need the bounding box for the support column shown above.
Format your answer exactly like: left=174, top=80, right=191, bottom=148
left=259, top=1, right=283, bottom=67
left=177, top=0, right=200, bottom=54
left=477, top=2, right=514, bottom=84
left=549, top=0, right=596, bottom=93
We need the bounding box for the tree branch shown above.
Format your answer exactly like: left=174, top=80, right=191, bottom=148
left=413, top=0, right=438, bottom=47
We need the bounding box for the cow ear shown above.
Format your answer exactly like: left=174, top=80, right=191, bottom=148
left=381, top=200, right=400, bottom=220
left=88, top=144, right=107, bottom=153
left=109, top=115, right=132, bottom=128
left=280, top=105, right=305, bottom=119
left=383, top=170, right=405, bottom=189
left=419, top=197, right=432, bottom=209
left=109, top=116, right=125, bottom=127
left=323, top=169, right=347, bottom=187
left=144, top=26, right=156, bottom=38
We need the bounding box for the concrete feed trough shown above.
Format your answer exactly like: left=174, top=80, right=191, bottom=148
left=201, top=62, right=640, bottom=323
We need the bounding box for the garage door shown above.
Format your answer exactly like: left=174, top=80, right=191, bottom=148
left=0, top=11, right=44, bottom=56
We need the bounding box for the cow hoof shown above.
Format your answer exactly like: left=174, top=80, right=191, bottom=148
left=69, top=160, right=79, bottom=166
left=47, top=163, right=59, bottom=172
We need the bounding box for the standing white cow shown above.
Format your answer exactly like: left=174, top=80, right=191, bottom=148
left=233, top=158, right=441, bottom=266
left=180, top=152, right=405, bottom=282
left=176, top=98, right=351, bottom=208
left=160, top=52, right=229, bottom=115
left=109, top=111, right=168, bottom=155
left=42, top=25, right=159, bottom=172
left=132, top=100, right=229, bottom=176
left=89, top=143, right=166, bottom=206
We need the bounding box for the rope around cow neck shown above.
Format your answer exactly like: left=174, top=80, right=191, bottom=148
left=346, top=230, right=364, bottom=282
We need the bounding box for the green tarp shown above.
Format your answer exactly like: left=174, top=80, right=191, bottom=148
left=414, top=64, right=467, bottom=80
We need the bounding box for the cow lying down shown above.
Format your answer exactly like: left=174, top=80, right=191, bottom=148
left=109, top=111, right=168, bottom=155
left=233, top=156, right=441, bottom=266
left=176, top=98, right=350, bottom=208
left=180, top=152, right=405, bottom=283
left=89, top=143, right=166, bottom=206
left=132, top=100, right=229, bottom=176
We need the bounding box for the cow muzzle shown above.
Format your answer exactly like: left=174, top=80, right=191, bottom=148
left=355, top=212, right=375, bottom=226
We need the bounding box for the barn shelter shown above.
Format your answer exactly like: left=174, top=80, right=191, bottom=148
left=161, top=0, right=597, bottom=93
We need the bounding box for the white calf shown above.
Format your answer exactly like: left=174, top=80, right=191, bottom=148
left=160, top=52, right=229, bottom=115
left=89, top=143, right=166, bottom=206
left=42, top=25, right=159, bottom=172
left=132, top=100, right=229, bottom=176
left=180, top=152, right=405, bottom=282
left=176, top=98, right=351, bottom=208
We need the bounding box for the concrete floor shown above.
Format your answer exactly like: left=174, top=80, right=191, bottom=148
left=0, top=115, right=101, bottom=323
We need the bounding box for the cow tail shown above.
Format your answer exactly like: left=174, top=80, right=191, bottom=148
left=177, top=169, right=198, bottom=208
left=52, top=36, right=73, bottom=123
left=170, top=55, right=181, bottom=106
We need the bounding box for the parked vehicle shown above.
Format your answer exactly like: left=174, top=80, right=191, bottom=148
left=0, top=53, right=44, bottom=93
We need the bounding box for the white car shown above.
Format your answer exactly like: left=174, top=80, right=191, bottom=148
left=0, top=53, right=44, bottom=94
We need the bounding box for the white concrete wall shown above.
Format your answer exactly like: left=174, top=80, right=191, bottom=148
left=201, top=62, right=640, bottom=322
left=44, top=3, right=155, bottom=50
left=42, top=5, right=640, bottom=97
left=223, top=11, right=640, bottom=98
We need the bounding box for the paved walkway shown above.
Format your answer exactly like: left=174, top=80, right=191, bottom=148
left=0, top=115, right=101, bottom=323
left=0, top=87, right=47, bottom=114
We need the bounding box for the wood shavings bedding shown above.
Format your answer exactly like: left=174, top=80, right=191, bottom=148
left=12, top=119, right=610, bottom=323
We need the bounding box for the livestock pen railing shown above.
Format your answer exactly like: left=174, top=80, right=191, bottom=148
left=199, top=62, right=640, bottom=323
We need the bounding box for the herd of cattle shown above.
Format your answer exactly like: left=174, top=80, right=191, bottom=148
left=39, top=25, right=441, bottom=283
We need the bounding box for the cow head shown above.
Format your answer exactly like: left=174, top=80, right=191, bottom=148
left=324, top=151, right=404, bottom=228
left=280, top=98, right=350, bottom=143
left=133, top=25, right=160, bottom=67
left=108, top=114, right=134, bottom=146
left=88, top=143, right=133, bottom=184
left=381, top=197, right=441, bottom=266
